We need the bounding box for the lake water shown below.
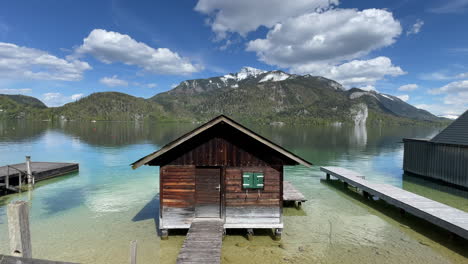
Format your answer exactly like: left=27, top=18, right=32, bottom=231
left=0, top=120, right=467, bottom=263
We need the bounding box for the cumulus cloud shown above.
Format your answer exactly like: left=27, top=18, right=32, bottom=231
left=396, top=95, right=409, bottom=102
left=100, top=75, right=129, bottom=87
left=194, top=0, right=338, bottom=40
left=407, top=19, right=424, bottom=35
left=420, top=80, right=468, bottom=117
left=0, top=42, right=91, bottom=81
left=429, top=80, right=468, bottom=95
left=299, top=57, right=405, bottom=88
left=247, top=8, right=401, bottom=68
left=398, top=84, right=418, bottom=91
left=42, top=93, right=85, bottom=107
left=0, top=88, right=32, bottom=94
left=73, top=29, right=202, bottom=75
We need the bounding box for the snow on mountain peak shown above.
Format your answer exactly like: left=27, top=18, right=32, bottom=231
left=236, top=67, right=266, bottom=80
left=259, top=71, right=290, bottom=83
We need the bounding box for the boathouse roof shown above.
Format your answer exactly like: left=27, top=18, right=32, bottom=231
left=431, top=109, right=468, bottom=146
left=131, top=115, right=312, bottom=169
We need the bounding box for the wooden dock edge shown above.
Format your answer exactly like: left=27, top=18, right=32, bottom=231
left=320, top=166, right=468, bottom=241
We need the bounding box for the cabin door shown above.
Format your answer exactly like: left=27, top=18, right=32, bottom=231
left=195, top=167, right=221, bottom=218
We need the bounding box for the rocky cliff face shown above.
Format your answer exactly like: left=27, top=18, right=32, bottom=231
left=350, top=103, right=368, bottom=126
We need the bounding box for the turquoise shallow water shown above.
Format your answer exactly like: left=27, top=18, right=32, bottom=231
left=0, top=121, right=467, bottom=263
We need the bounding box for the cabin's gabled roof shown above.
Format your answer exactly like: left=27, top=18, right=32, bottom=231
left=131, top=115, right=312, bottom=169
left=431, top=109, right=468, bottom=146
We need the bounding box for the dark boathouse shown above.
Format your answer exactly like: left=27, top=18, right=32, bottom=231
left=403, top=109, right=468, bottom=189
left=131, top=115, right=312, bottom=238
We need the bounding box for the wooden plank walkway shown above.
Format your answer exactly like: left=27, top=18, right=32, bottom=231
left=321, top=166, right=468, bottom=240
left=0, top=255, right=77, bottom=264
left=283, top=181, right=307, bottom=202
left=176, top=219, right=224, bottom=264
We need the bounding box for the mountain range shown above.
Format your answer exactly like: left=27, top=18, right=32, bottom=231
left=0, top=67, right=447, bottom=125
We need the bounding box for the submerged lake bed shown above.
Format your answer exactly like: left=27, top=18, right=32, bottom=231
left=0, top=120, right=467, bottom=263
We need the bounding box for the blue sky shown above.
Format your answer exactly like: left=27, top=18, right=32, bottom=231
left=0, top=0, right=467, bottom=118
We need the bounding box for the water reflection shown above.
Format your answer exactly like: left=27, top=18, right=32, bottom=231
left=350, top=124, right=367, bottom=148
left=402, top=173, right=468, bottom=212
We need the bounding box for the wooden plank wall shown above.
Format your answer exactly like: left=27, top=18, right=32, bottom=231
left=403, top=139, right=468, bottom=188
left=160, top=166, right=196, bottom=226
left=224, top=166, right=282, bottom=225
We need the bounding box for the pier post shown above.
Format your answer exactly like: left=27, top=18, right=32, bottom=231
left=6, top=166, right=9, bottom=189
left=7, top=201, right=32, bottom=258
left=18, top=172, right=22, bottom=191
left=247, top=228, right=254, bottom=241
left=363, top=191, right=369, bottom=200
left=160, top=229, right=168, bottom=240
left=326, top=173, right=330, bottom=180
left=26, top=156, right=33, bottom=186
left=274, top=228, right=282, bottom=241
left=129, top=240, right=137, bottom=264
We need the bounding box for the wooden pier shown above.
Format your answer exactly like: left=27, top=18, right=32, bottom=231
left=283, top=181, right=307, bottom=206
left=176, top=219, right=224, bottom=264
left=321, top=166, right=468, bottom=240
left=0, top=161, right=78, bottom=193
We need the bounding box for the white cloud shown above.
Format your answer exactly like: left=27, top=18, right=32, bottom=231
left=0, top=88, right=32, bottom=94
left=0, top=42, right=91, bottom=81
left=420, top=71, right=468, bottom=81
left=442, top=115, right=459, bottom=120
left=419, top=72, right=453, bottom=81
left=42, top=93, right=84, bottom=107
left=100, top=75, right=128, bottom=87
left=420, top=80, right=468, bottom=117
left=396, top=94, right=409, bottom=102
left=406, top=19, right=424, bottom=35
left=194, top=0, right=338, bottom=40
left=429, top=80, right=468, bottom=95
left=299, top=57, right=405, bottom=88
left=398, top=84, right=418, bottom=91
left=247, top=8, right=401, bottom=68
left=146, top=83, right=157, bottom=88
left=171, top=83, right=178, bottom=88
left=415, top=103, right=465, bottom=118
left=428, top=0, right=468, bottom=13
left=456, top=72, right=468, bottom=78
left=71, top=93, right=84, bottom=101
left=74, top=29, right=201, bottom=75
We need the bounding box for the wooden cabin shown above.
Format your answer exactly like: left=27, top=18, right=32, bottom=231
left=132, top=115, right=312, bottom=238
left=404, top=109, right=468, bottom=189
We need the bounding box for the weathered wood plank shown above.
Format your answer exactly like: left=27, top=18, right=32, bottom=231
left=176, top=219, right=224, bottom=264
left=282, top=181, right=307, bottom=202
left=7, top=201, right=32, bottom=258
left=321, top=166, right=468, bottom=240
left=129, top=240, right=137, bottom=264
